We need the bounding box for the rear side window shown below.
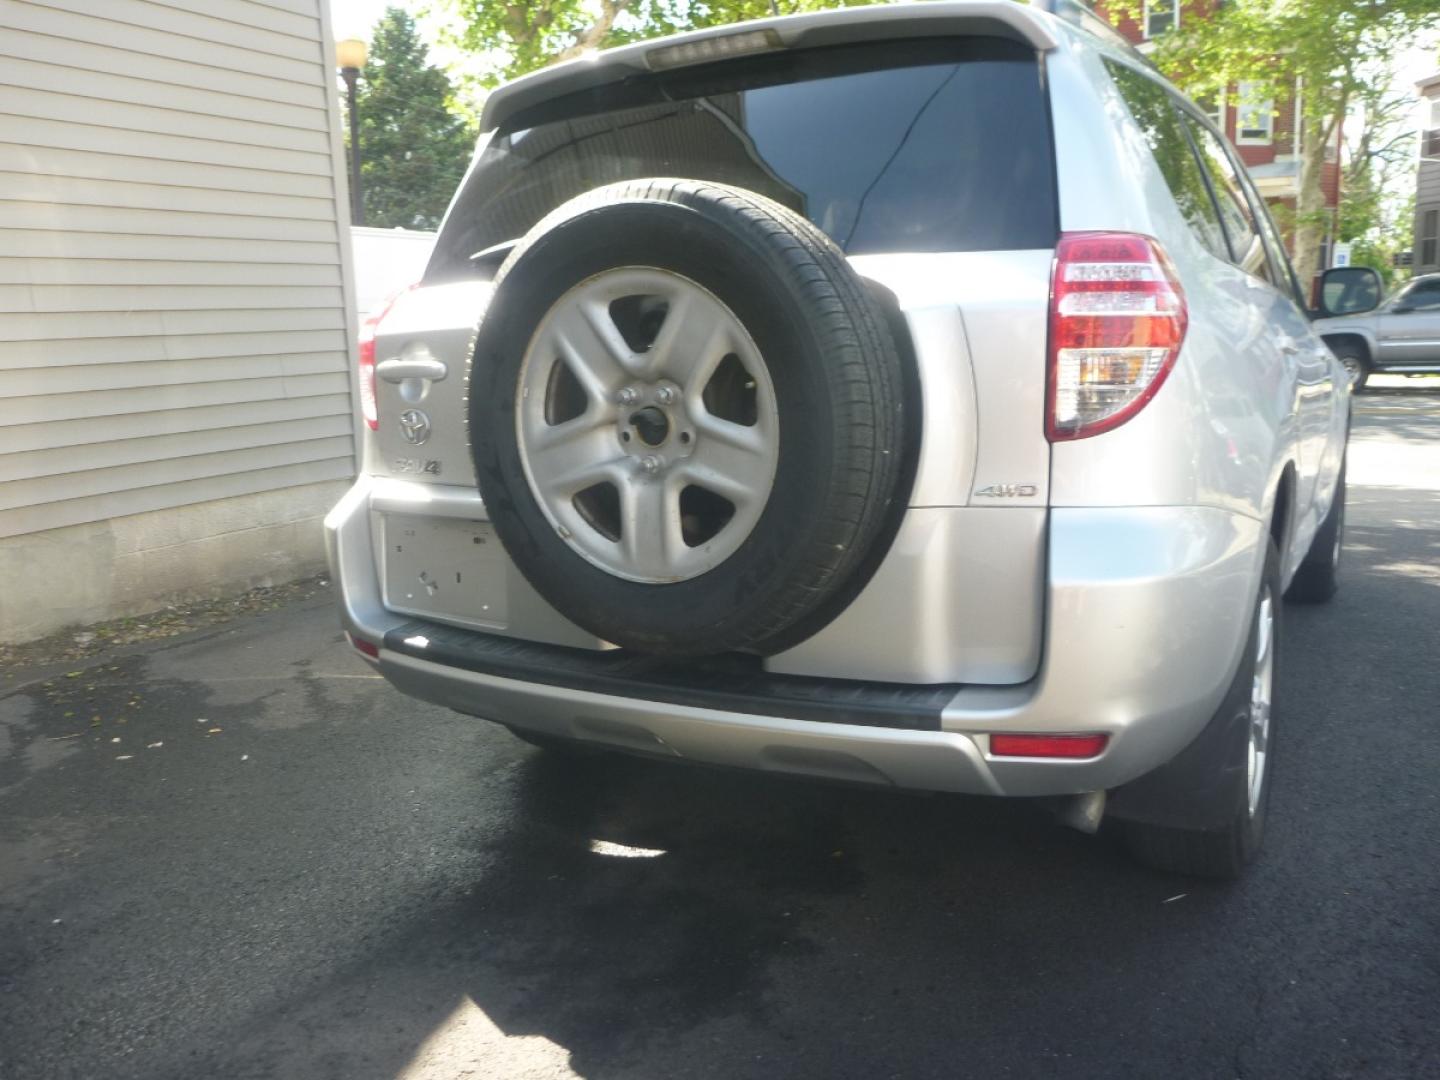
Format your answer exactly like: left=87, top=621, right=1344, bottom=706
left=1105, top=61, right=1228, bottom=262
left=1396, top=277, right=1440, bottom=311
left=1179, top=114, right=1276, bottom=285
left=428, top=38, right=1057, bottom=280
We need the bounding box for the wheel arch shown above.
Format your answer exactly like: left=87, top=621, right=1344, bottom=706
left=1268, top=461, right=1298, bottom=580
left=1320, top=331, right=1374, bottom=368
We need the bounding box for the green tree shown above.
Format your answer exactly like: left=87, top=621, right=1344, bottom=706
left=1107, top=0, right=1440, bottom=291
left=349, top=8, right=474, bottom=229
left=433, top=0, right=879, bottom=87
left=1340, top=83, right=1418, bottom=286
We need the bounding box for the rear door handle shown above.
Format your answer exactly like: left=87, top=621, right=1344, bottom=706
left=377, top=357, right=448, bottom=383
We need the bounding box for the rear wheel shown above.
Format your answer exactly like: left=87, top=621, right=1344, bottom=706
left=1331, top=344, right=1369, bottom=392
left=1123, top=541, right=1280, bottom=879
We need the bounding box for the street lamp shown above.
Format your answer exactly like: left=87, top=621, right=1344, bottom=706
left=336, top=37, right=367, bottom=226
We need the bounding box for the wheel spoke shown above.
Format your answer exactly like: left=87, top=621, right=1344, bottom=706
left=682, top=417, right=773, bottom=507
left=648, top=288, right=729, bottom=388
left=1254, top=594, right=1272, bottom=666
left=619, top=474, right=680, bottom=574
left=527, top=418, right=623, bottom=495
left=548, top=301, right=642, bottom=402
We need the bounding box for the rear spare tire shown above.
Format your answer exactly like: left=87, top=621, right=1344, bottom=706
left=468, top=180, right=909, bottom=656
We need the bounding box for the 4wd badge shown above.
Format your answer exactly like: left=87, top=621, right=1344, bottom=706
left=393, top=458, right=442, bottom=476
left=975, top=483, right=1038, bottom=498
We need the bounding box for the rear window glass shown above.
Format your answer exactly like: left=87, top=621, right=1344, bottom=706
left=428, top=38, right=1057, bottom=281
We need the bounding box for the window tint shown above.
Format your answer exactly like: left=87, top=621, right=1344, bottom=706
left=1179, top=114, right=1274, bottom=283
left=1397, top=278, right=1440, bottom=311
left=428, top=39, right=1058, bottom=280
left=1105, top=62, right=1228, bottom=261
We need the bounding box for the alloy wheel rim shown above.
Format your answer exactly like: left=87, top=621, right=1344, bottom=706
left=1246, top=587, right=1275, bottom=817
left=1341, top=357, right=1363, bottom=387
left=516, top=267, right=779, bottom=584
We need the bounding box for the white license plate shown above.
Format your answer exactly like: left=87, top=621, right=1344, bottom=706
left=382, top=514, right=508, bottom=628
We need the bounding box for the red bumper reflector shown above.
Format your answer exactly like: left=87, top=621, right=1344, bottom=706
left=347, top=633, right=379, bottom=659
left=990, top=733, right=1109, bottom=759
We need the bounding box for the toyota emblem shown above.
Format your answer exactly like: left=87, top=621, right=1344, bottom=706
left=398, top=409, right=431, bottom=445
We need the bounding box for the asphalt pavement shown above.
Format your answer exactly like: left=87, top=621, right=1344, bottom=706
left=2, top=378, right=1437, bottom=1080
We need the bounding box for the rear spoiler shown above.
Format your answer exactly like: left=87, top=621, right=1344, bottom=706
left=480, top=0, right=1060, bottom=133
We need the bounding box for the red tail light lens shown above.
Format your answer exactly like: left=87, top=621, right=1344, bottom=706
left=356, top=288, right=412, bottom=432
left=990, top=733, right=1110, bottom=759
left=1047, top=232, right=1187, bottom=441
left=346, top=632, right=379, bottom=659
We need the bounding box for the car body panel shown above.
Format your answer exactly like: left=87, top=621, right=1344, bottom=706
left=1045, top=29, right=1347, bottom=587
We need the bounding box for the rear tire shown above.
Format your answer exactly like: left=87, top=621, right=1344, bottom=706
left=1331, top=344, right=1369, bottom=393
left=1123, top=541, right=1281, bottom=879
left=1285, top=457, right=1345, bottom=604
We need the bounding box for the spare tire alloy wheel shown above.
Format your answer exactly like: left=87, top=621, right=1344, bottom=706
left=517, top=267, right=779, bottom=583
left=469, top=180, right=908, bottom=656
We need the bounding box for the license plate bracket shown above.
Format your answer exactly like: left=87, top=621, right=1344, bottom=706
left=382, top=514, right=508, bottom=628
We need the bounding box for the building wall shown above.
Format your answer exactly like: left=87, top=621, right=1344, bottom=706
left=1416, top=82, right=1440, bottom=275
left=0, top=0, right=359, bottom=643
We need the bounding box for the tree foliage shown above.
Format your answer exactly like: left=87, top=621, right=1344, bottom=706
left=349, top=7, right=475, bottom=230
left=432, top=0, right=878, bottom=87
left=1107, top=0, right=1440, bottom=286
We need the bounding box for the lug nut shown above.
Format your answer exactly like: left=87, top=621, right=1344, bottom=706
left=654, top=386, right=676, bottom=405
left=641, top=455, right=663, bottom=474
left=617, top=387, right=640, bottom=405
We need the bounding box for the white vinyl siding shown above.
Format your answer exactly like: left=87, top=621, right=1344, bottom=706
left=0, top=0, right=356, bottom=541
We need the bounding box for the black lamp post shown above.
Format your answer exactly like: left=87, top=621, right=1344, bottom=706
left=336, top=38, right=367, bottom=226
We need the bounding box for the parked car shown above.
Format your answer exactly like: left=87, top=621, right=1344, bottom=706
left=325, top=0, right=1351, bottom=878
left=1315, top=269, right=1440, bottom=390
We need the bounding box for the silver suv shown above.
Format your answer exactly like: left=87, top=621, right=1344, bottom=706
left=325, top=1, right=1350, bottom=878
left=1314, top=269, right=1440, bottom=390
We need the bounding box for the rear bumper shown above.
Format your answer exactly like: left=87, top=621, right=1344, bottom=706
left=325, top=476, right=1264, bottom=798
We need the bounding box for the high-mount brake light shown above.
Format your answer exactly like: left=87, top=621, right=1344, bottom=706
left=1047, top=232, right=1187, bottom=441
left=357, top=287, right=412, bottom=432
left=645, top=28, right=783, bottom=71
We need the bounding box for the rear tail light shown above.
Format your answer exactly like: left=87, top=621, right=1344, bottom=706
left=990, top=733, right=1109, bottom=759
left=1047, top=232, right=1187, bottom=441
left=356, top=288, right=412, bottom=432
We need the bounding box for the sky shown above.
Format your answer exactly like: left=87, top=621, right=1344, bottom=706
left=329, top=0, right=410, bottom=42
